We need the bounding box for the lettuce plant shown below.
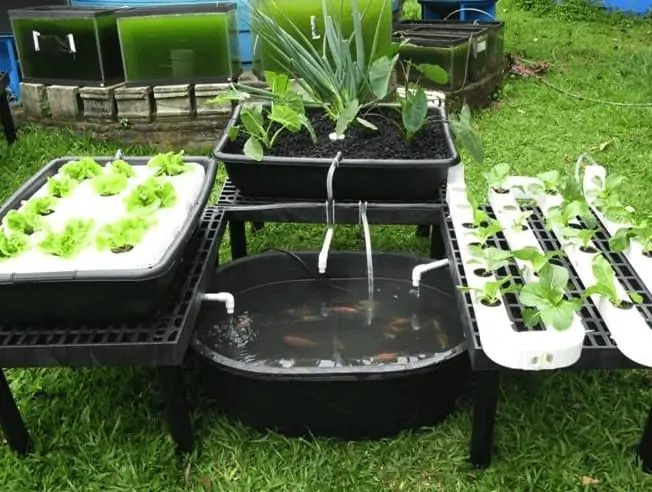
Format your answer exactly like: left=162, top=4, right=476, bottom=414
left=3, top=209, right=41, bottom=235
left=24, top=196, right=57, bottom=216
left=511, top=210, right=533, bottom=231
left=0, top=230, right=29, bottom=260
left=536, top=170, right=562, bottom=194
left=60, top=157, right=103, bottom=181
left=148, top=151, right=189, bottom=176
left=467, top=245, right=512, bottom=274
left=40, top=219, right=94, bottom=258
left=473, top=219, right=503, bottom=246
left=125, top=178, right=177, bottom=213
left=110, top=159, right=135, bottom=178
left=92, top=173, right=128, bottom=197
left=609, top=223, right=652, bottom=254
left=512, top=247, right=563, bottom=275
left=47, top=176, right=77, bottom=198
left=519, top=263, right=581, bottom=330
left=561, top=226, right=597, bottom=251
left=546, top=199, right=593, bottom=230
left=96, top=216, right=153, bottom=253
left=459, top=276, right=517, bottom=306
left=584, top=254, right=642, bottom=307
left=484, top=163, right=511, bottom=193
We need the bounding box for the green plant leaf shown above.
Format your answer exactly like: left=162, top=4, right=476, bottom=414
left=608, top=227, right=634, bottom=252
left=4, top=209, right=41, bottom=235
left=401, top=87, right=428, bottom=139
left=210, top=87, right=250, bottom=105
left=96, top=215, right=154, bottom=252
left=109, top=159, right=135, bottom=178
left=227, top=124, right=241, bottom=141
left=512, top=247, right=563, bottom=273
left=269, top=104, right=302, bottom=132
left=124, top=178, right=177, bottom=213
left=244, top=137, right=264, bottom=161
left=92, top=173, right=128, bottom=197
left=0, top=230, right=29, bottom=260
left=474, top=219, right=503, bottom=245
left=468, top=245, right=513, bottom=272
left=561, top=226, right=597, bottom=249
left=47, top=176, right=77, bottom=198
left=40, top=218, right=94, bottom=258
left=584, top=254, right=622, bottom=306
left=60, top=157, right=103, bottom=181
left=147, top=151, right=188, bottom=177
left=415, top=63, right=449, bottom=85
left=629, top=291, right=643, bottom=304
left=336, top=99, right=360, bottom=136
left=368, top=55, right=397, bottom=99
left=265, top=71, right=290, bottom=95
left=483, top=163, right=511, bottom=191
left=536, top=170, right=562, bottom=193
left=24, top=196, right=57, bottom=216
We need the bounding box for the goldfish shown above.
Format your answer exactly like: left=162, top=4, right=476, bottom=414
left=283, top=335, right=318, bottom=349
left=372, top=352, right=398, bottom=363
left=329, top=305, right=359, bottom=315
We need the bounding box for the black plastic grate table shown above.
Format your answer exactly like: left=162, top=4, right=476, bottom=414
left=0, top=207, right=225, bottom=454
left=442, top=204, right=652, bottom=471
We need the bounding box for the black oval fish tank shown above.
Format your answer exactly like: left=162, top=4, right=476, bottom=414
left=192, top=252, right=469, bottom=438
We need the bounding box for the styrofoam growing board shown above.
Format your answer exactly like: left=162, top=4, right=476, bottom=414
left=446, top=165, right=583, bottom=370
left=583, top=165, right=652, bottom=292
left=526, top=176, right=652, bottom=368
left=0, top=160, right=206, bottom=274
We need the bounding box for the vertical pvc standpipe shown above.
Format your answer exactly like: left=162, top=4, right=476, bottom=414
left=359, top=201, right=375, bottom=325
left=318, top=152, right=343, bottom=274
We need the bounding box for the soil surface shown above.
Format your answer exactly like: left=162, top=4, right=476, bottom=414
left=231, top=107, right=453, bottom=160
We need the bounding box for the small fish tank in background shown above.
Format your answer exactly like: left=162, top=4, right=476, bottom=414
left=9, top=6, right=124, bottom=86
left=251, top=0, right=393, bottom=77
left=115, top=3, right=241, bottom=86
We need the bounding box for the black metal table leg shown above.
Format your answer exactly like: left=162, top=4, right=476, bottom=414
left=0, top=369, right=32, bottom=454
left=156, top=366, right=194, bottom=453
left=430, top=224, right=446, bottom=259
left=639, top=405, right=652, bottom=473
left=229, top=220, right=247, bottom=260
left=251, top=222, right=265, bottom=232
left=470, top=371, right=500, bottom=468
left=0, top=84, right=16, bottom=145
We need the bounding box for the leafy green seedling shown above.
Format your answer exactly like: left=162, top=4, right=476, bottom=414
left=147, top=151, right=189, bottom=177
left=3, top=210, right=41, bottom=235
left=449, top=104, right=483, bottom=164
left=40, top=219, right=94, bottom=258
left=24, top=196, right=57, bottom=216
left=512, top=247, right=564, bottom=274
left=588, top=173, right=625, bottom=210
left=110, top=159, right=135, bottom=178
left=519, top=263, right=581, bottom=331
left=609, top=223, right=652, bottom=254
left=96, top=216, right=154, bottom=253
left=60, top=157, right=103, bottom=181
left=473, top=219, right=503, bottom=246
left=561, top=226, right=597, bottom=251
left=467, top=245, right=513, bottom=274
left=511, top=210, right=533, bottom=231
left=536, top=170, right=562, bottom=194
left=0, top=230, right=29, bottom=260
left=459, top=276, right=518, bottom=306
left=584, top=254, right=643, bottom=307
left=47, top=176, right=77, bottom=198
left=593, top=192, right=636, bottom=224
left=92, top=173, right=128, bottom=197
left=125, top=178, right=177, bottom=213
left=546, top=199, right=594, bottom=230
left=484, top=163, right=511, bottom=193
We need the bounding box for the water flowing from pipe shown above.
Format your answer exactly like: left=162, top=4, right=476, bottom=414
left=359, top=201, right=374, bottom=325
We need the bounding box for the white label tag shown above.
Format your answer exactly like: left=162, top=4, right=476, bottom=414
left=477, top=40, right=487, bottom=53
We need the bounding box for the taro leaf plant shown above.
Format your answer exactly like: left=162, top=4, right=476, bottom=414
left=3, top=209, right=41, bottom=236
left=0, top=230, right=29, bottom=260
left=40, top=218, right=94, bottom=258
left=125, top=178, right=177, bottom=213
left=92, top=173, right=128, bottom=197
left=24, top=196, right=57, bottom=216
left=519, top=263, right=582, bottom=331
left=60, top=157, right=103, bottom=181
left=467, top=245, right=512, bottom=275
left=584, top=254, right=643, bottom=307
left=459, top=276, right=518, bottom=306
left=449, top=104, right=483, bottom=164
left=110, top=159, right=136, bottom=178
left=484, top=163, right=511, bottom=194
left=96, top=216, right=154, bottom=254
left=47, top=176, right=77, bottom=198
left=512, top=247, right=564, bottom=275
left=148, top=151, right=189, bottom=176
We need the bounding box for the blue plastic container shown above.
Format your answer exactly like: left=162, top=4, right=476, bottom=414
left=602, top=0, right=652, bottom=14
left=0, top=35, right=20, bottom=100
left=419, top=0, right=496, bottom=21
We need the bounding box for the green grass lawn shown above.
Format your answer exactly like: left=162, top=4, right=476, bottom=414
left=1, top=1, right=652, bottom=490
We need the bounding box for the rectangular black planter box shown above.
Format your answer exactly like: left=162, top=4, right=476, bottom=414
left=214, top=104, right=460, bottom=201
left=0, top=156, right=217, bottom=323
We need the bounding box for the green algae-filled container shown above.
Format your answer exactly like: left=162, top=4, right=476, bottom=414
left=252, top=0, right=392, bottom=77
left=116, top=3, right=241, bottom=86
left=9, top=6, right=123, bottom=86
left=396, top=33, right=471, bottom=91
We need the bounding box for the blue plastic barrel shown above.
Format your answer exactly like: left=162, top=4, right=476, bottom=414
left=418, top=0, right=496, bottom=21
left=0, top=35, right=20, bottom=100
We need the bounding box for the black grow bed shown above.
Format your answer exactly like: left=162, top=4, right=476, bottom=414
left=192, top=251, right=469, bottom=438
left=0, top=156, right=217, bottom=322
left=214, top=104, right=460, bottom=201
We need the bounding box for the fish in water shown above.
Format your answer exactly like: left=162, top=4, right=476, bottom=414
left=383, top=332, right=397, bottom=340
left=372, top=352, right=398, bottom=363
left=293, top=314, right=323, bottom=323
left=328, top=305, right=359, bottom=315
left=386, top=317, right=411, bottom=334
left=283, top=335, right=318, bottom=349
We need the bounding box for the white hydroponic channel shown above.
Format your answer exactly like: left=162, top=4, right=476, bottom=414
left=0, top=162, right=205, bottom=274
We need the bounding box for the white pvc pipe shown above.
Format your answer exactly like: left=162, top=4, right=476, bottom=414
left=318, top=228, right=334, bottom=274
left=411, top=259, right=449, bottom=288
left=202, top=292, right=235, bottom=314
